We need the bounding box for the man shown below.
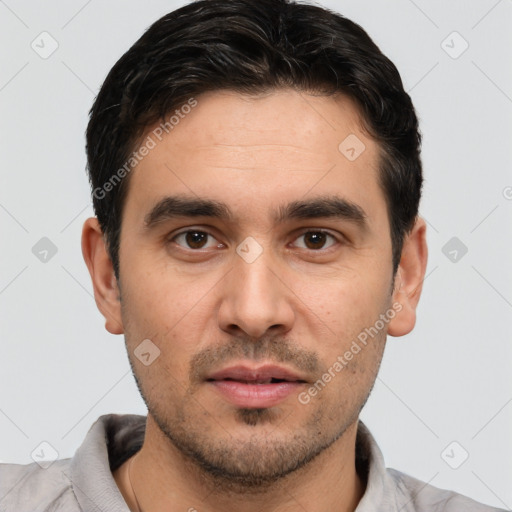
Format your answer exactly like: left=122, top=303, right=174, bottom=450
left=0, top=0, right=504, bottom=510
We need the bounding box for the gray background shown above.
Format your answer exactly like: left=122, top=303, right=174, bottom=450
left=1, top=0, right=511, bottom=508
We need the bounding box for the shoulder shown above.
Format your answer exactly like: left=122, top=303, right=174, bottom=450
left=0, top=458, right=80, bottom=511
left=388, top=468, right=507, bottom=512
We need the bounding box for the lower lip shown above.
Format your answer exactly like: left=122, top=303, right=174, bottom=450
left=209, top=381, right=304, bottom=408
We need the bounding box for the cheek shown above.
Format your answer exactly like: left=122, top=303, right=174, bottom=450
left=120, top=271, right=217, bottom=380
left=120, top=260, right=201, bottom=330
left=299, top=274, right=390, bottom=339
left=126, top=325, right=193, bottom=406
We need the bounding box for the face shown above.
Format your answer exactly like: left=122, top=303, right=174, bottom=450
left=113, top=90, right=402, bottom=486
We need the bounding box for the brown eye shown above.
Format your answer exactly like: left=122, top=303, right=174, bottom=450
left=304, top=232, right=326, bottom=249
left=173, top=230, right=219, bottom=249
left=293, top=231, right=336, bottom=250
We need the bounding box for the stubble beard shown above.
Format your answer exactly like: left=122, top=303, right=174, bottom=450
left=125, top=311, right=386, bottom=494
left=147, top=396, right=360, bottom=494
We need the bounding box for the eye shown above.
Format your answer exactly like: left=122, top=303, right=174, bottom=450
left=172, top=230, right=223, bottom=250
left=292, top=230, right=338, bottom=250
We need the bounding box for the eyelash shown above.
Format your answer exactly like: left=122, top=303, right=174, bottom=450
left=168, top=229, right=341, bottom=252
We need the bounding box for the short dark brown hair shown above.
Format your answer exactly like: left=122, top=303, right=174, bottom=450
left=86, top=0, right=422, bottom=278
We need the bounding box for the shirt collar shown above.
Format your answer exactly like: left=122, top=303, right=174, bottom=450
left=70, top=414, right=144, bottom=511
left=354, top=421, right=401, bottom=511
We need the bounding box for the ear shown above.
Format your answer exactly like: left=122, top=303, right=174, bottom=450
left=387, top=217, right=428, bottom=337
left=81, top=217, right=124, bottom=335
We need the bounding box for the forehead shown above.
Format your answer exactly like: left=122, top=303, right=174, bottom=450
left=156, top=89, right=373, bottom=168
left=123, top=89, right=387, bottom=230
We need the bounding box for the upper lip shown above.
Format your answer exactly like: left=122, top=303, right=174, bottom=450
left=206, top=364, right=308, bottom=384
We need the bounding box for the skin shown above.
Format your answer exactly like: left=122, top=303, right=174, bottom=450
left=82, top=89, right=427, bottom=512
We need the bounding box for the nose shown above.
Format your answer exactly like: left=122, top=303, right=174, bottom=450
left=217, top=251, right=295, bottom=340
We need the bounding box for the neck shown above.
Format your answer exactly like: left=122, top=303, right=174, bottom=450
left=114, top=415, right=366, bottom=512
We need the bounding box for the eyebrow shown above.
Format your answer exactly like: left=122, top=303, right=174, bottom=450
left=143, top=194, right=368, bottom=230
left=275, top=197, right=367, bottom=227
left=144, top=196, right=234, bottom=228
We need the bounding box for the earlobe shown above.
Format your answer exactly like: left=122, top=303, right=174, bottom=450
left=387, top=217, right=428, bottom=337
left=81, top=217, right=124, bottom=335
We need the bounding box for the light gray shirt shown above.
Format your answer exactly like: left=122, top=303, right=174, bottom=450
left=0, top=414, right=505, bottom=511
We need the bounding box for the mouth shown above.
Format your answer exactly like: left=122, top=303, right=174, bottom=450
left=216, top=377, right=300, bottom=384
left=205, top=364, right=308, bottom=408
